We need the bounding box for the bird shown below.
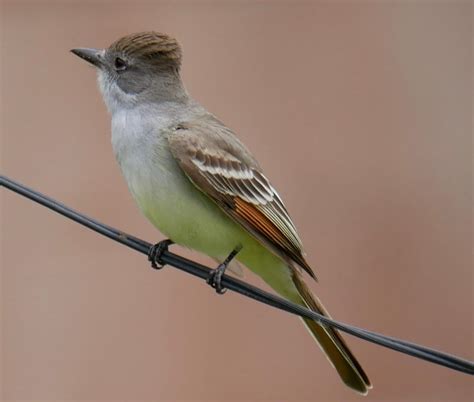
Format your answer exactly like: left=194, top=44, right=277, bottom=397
left=71, top=31, right=371, bottom=394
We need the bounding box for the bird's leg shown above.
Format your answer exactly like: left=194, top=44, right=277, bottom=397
left=148, top=239, right=174, bottom=269
left=207, top=244, right=243, bottom=294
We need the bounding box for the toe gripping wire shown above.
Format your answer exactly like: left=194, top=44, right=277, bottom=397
left=206, top=245, right=243, bottom=294
left=148, top=239, right=174, bottom=269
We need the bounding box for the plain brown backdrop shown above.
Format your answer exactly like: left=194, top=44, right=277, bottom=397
left=1, top=1, right=472, bottom=401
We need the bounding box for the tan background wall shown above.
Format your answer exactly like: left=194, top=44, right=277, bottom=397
left=1, top=1, right=472, bottom=401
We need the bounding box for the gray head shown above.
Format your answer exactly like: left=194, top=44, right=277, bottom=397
left=71, top=32, right=187, bottom=112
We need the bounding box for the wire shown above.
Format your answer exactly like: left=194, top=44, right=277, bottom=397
left=1, top=174, right=473, bottom=375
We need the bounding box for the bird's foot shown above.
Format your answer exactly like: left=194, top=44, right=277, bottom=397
left=206, top=244, right=243, bottom=294
left=148, top=239, right=174, bottom=269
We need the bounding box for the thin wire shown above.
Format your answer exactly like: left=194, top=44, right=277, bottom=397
left=1, top=174, right=473, bottom=375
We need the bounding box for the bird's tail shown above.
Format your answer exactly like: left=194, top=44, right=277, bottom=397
left=291, top=271, right=372, bottom=395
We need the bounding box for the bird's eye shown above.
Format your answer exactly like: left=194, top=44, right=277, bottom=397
left=114, top=57, right=127, bottom=71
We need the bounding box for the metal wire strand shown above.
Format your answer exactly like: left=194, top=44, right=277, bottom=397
left=1, top=174, right=473, bottom=375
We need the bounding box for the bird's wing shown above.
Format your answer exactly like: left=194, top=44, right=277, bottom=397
left=166, top=116, right=316, bottom=279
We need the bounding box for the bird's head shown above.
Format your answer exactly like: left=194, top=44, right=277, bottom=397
left=71, top=32, right=185, bottom=112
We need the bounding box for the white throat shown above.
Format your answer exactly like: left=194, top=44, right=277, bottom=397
left=97, top=70, right=138, bottom=114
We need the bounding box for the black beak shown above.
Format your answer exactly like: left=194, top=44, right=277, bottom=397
left=71, top=48, right=103, bottom=67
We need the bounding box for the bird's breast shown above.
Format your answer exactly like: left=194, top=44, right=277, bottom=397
left=111, top=107, right=179, bottom=204
left=109, top=107, right=208, bottom=243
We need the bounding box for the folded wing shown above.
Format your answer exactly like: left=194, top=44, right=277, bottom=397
left=167, top=116, right=316, bottom=279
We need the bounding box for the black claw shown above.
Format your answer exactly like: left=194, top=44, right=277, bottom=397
left=148, top=239, right=173, bottom=269
left=206, top=244, right=242, bottom=294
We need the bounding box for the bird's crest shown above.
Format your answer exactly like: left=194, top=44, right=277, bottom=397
left=109, top=31, right=182, bottom=68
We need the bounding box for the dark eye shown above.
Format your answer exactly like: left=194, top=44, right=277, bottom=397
left=114, top=57, right=127, bottom=71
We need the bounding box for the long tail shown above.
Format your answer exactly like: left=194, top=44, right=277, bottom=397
left=292, top=271, right=372, bottom=395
